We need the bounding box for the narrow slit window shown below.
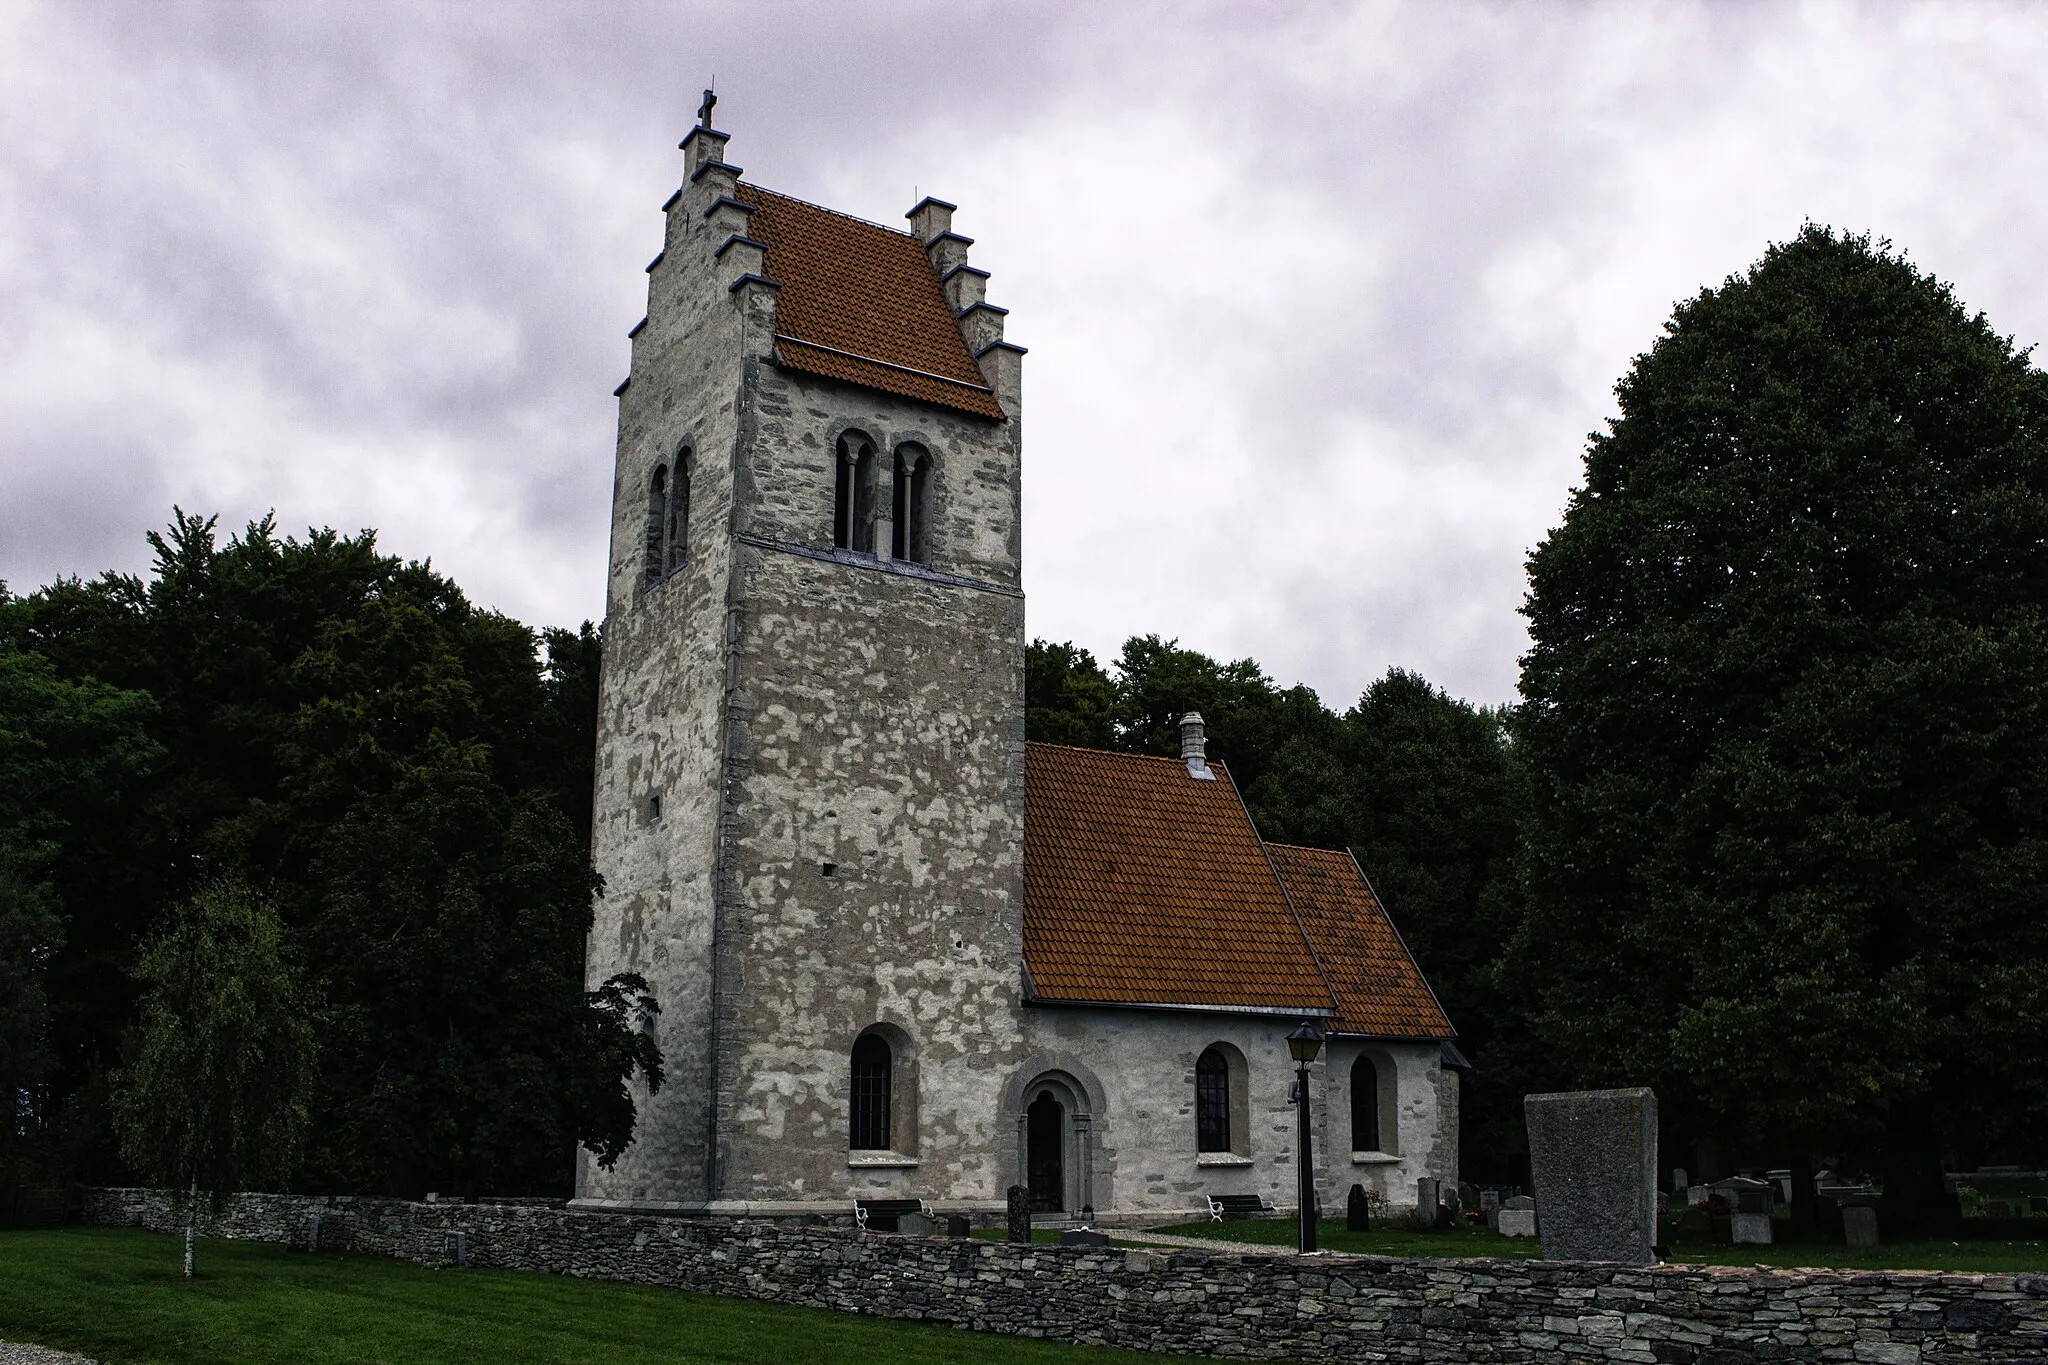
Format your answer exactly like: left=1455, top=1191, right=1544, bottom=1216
left=1195, top=1047, right=1231, bottom=1153
left=850, top=1032, right=892, bottom=1150
left=894, top=444, right=931, bottom=566
left=907, top=452, right=931, bottom=565
left=667, top=449, right=691, bottom=572
left=851, top=439, right=879, bottom=555
left=890, top=452, right=909, bottom=560
left=644, top=465, right=668, bottom=584
left=1351, top=1055, right=1381, bottom=1152
left=833, top=440, right=854, bottom=549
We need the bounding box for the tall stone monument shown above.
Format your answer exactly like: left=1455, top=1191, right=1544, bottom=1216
left=1524, top=1087, right=1658, bottom=1263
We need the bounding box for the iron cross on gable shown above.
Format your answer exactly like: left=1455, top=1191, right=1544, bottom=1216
left=697, top=87, right=717, bottom=128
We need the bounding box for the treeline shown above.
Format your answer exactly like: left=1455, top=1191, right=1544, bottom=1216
left=1, top=513, right=660, bottom=1198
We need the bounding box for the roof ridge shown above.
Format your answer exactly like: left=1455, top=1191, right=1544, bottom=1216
left=742, top=183, right=915, bottom=239
left=1022, top=740, right=1203, bottom=765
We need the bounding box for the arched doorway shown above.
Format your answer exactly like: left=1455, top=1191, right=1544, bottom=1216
left=1027, top=1091, right=1066, bottom=1211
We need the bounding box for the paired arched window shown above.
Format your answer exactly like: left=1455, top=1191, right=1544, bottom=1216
left=832, top=433, right=933, bottom=565
left=850, top=1032, right=892, bottom=1151
left=1195, top=1046, right=1232, bottom=1153
left=892, top=444, right=931, bottom=565
left=644, top=447, right=692, bottom=584
left=1351, top=1055, right=1381, bottom=1153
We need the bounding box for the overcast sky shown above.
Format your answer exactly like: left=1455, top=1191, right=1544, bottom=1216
left=4, top=2, right=2046, bottom=707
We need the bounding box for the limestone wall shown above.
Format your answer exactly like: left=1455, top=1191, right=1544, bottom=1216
left=81, top=1189, right=2045, bottom=1363
left=1017, top=1012, right=1444, bottom=1218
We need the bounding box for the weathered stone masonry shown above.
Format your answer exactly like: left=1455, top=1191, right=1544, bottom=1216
left=82, top=1189, right=2047, bottom=1364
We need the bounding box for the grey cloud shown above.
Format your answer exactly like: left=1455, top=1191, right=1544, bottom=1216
left=5, top=1, right=2047, bottom=707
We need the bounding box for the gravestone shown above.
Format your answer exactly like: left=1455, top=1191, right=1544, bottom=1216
left=1686, top=1184, right=1710, bottom=1206
left=1496, top=1196, right=1537, bottom=1238
left=1416, top=1176, right=1439, bottom=1224
left=306, top=1212, right=322, bottom=1254
left=946, top=1214, right=972, bottom=1238
left=1480, top=1188, right=1501, bottom=1231
left=1059, top=1227, right=1109, bottom=1247
left=1723, top=1176, right=1773, bottom=1245
left=1841, top=1195, right=1880, bottom=1249
left=443, top=1231, right=468, bottom=1267
left=1346, top=1184, right=1372, bottom=1232
left=1672, top=1166, right=1688, bottom=1193
left=1006, top=1185, right=1032, bottom=1244
left=897, top=1211, right=937, bottom=1237
left=1524, top=1087, right=1658, bottom=1263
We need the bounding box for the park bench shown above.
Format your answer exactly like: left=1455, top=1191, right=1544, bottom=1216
left=853, top=1197, right=934, bottom=1233
left=1205, top=1194, right=1272, bottom=1222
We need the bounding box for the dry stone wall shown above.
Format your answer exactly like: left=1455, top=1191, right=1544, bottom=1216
left=80, top=1188, right=2045, bottom=1363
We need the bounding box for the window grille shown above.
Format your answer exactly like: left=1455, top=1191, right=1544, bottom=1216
left=1196, top=1047, right=1231, bottom=1152
left=850, top=1033, right=892, bottom=1150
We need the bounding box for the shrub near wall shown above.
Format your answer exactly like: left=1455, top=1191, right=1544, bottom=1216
left=81, top=1189, right=2047, bottom=1363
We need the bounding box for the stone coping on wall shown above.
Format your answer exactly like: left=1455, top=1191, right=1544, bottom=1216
left=77, top=1188, right=2048, bottom=1364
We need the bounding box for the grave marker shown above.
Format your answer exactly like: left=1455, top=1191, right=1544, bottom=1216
left=1524, top=1087, right=1658, bottom=1263
left=1346, top=1184, right=1372, bottom=1232
left=1006, top=1185, right=1031, bottom=1244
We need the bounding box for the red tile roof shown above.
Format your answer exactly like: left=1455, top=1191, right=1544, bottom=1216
left=736, top=185, right=1005, bottom=419
left=1021, top=743, right=1331, bottom=1012
left=1265, top=843, right=1453, bottom=1039
left=1020, top=743, right=1451, bottom=1036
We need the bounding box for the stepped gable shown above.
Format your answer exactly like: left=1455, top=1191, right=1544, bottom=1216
left=1264, top=842, right=1453, bottom=1039
left=735, top=184, right=1004, bottom=419
left=1021, top=742, right=1334, bottom=1013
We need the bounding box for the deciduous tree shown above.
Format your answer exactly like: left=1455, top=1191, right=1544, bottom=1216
left=1513, top=227, right=2048, bottom=1219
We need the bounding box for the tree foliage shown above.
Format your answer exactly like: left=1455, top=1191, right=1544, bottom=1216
left=111, top=879, right=317, bottom=1199
left=4, top=514, right=660, bottom=1196
left=1512, top=227, right=2048, bottom=1193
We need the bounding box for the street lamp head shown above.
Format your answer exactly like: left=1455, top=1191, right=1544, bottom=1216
left=1286, top=1018, right=1325, bottom=1066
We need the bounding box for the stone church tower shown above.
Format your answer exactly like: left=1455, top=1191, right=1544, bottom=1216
left=577, top=110, right=1032, bottom=1210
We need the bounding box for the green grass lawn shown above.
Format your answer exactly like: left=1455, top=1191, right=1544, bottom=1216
left=1152, top=1216, right=2048, bottom=1274
left=0, top=1227, right=1231, bottom=1365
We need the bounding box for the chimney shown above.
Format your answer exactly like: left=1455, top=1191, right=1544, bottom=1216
left=1180, top=713, right=1215, bottom=781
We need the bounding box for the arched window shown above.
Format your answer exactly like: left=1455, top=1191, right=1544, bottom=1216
left=1351, top=1055, right=1381, bottom=1153
left=644, top=464, right=668, bottom=584
left=893, top=444, right=931, bottom=565
left=835, top=433, right=880, bottom=554
left=666, top=448, right=691, bottom=572
left=1195, top=1047, right=1231, bottom=1153
left=850, top=1032, right=892, bottom=1151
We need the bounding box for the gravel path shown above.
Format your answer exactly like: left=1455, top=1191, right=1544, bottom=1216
left=0, top=1344, right=94, bottom=1364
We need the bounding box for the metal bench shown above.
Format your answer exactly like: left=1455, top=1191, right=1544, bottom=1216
left=853, top=1197, right=933, bottom=1233
left=1205, top=1194, right=1273, bottom=1222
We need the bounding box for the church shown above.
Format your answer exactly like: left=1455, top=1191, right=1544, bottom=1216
left=571, top=108, right=1460, bottom=1225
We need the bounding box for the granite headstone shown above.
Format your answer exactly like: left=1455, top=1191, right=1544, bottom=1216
left=1346, top=1183, right=1372, bottom=1232
left=1416, top=1176, right=1439, bottom=1225
left=1841, top=1195, right=1880, bottom=1249
left=1006, top=1185, right=1032, bottom=1244
left=1524, top=1087, right=1658, bottom=1263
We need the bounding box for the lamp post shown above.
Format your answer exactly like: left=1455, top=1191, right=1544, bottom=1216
left=1287, top=1018, right=1326, bottom=1254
